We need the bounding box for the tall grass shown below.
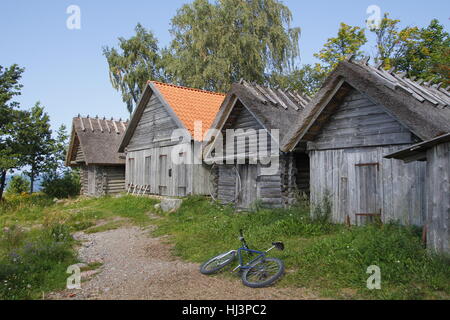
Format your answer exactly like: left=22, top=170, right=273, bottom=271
left=153, top=196, right=450, bottom=300
left=0, top=224, right=77, bottom=300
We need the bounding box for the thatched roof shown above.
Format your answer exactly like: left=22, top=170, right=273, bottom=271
left=281, top=57, right=450, bottom=152
left=203, top=80, right=310, bottom=157
left=66, top=116, right=128, bottom=166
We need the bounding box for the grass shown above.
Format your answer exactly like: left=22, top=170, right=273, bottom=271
left=0, top=224, right=77, bottom=299
left=152, top=196, right=450, bottom=300
left=1, top=193, right=448, bottom=300
left=0, top=193, right=159, bottom=300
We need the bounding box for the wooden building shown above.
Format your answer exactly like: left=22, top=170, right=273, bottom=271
left=118, top=81, right=225, bottom=197
left=282, top=57, right=450, bottom=226
left=66, top=116, right=128, bottom=196
left=386, top=133, right=450, bottom=254
left=203, top=80, right=310, bottom=209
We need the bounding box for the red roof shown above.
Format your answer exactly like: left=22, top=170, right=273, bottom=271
left=150, top=81, right=225, bottom=140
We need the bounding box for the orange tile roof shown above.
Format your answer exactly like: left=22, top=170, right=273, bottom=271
left=150, top=81, right=225, bottom=141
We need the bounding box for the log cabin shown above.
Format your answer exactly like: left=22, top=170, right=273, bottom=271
left=66, top=116, right=128, bottom=196
left=282, top=56, right=450, bottom=226
left=203, top=80, right=310, bottom=209
left=385, top=133, right=450, bottom=254
left=118, top=81, right=225, bottom=197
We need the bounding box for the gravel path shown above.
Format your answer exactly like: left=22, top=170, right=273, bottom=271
left=49, top=225, right=318, bottom=300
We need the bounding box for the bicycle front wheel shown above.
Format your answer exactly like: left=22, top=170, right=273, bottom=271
left=241, top=258, right=284, bottom=288
left=200, top=251, right=236, bottom=275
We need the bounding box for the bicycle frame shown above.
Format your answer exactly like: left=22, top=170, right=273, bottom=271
left=228, top=244, right=277, bottom=272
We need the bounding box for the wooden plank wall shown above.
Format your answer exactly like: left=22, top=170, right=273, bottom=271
left=216, top=100, right=284, bottom=209
left=426, top=142, right=450, bottom=253
left=217, top=165, right=237, bottom=203
left=309, top=146, right=426, bottom=226
left=127, top=146, right=210, bottom=196
left=309, top=90, right=418, bottom=151
left=222, top=101, right=264, bottom=158
left=80, top=166, right=89, bottom=196
left=308, top=89, right=426, bottom=226
left=75, top=144, right=85, bottom=163
left=104, top=166, right=126, bottom=195
left=125, top=92, right=211, bottom=196
left=128, top=94, right=180, bottom=151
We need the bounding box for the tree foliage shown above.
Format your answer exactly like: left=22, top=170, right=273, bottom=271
left=41, top=170, right=81, bottom=199
left=393, top=19, right=449, bottom=86
left=165, top=0, right=301, bottom=92
left=269, top=64, right=327, bottom=96
left=6, top=175, right=30, bottom=195
left=0, top=64, right=25, bottom=201
left=104, top=0, right=301, bottom=107
left=314, top=23, right=367, bottom=71
left=15, top=102, right=55, bottom=194
left=103, top=23, right=166, bottom=114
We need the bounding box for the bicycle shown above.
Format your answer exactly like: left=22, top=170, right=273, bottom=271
left=199, top=230, right=285, bottom=288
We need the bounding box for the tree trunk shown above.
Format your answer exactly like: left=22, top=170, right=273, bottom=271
left=0, top=170, right=6, bottom=201
left=30, top=166, right=34, bottom=194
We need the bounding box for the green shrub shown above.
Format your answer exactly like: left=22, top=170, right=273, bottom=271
left=41, top=170, right=81, bottom=199
left=6, top=176, right=30, bottom=195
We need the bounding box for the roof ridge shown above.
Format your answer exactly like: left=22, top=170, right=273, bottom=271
left=149, top=80, right=226, bottom=97
left=347, top=57, right=449, bottom=108
left=75, top=115, right=129, bottom=124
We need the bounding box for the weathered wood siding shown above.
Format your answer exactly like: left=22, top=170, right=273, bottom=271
left=75, top=144, right=85, bottom=163
left=125, top=93, right=210, bottom=196
left=221, top=101, right=265, bottom=159
left=309, top=90, right=418, bottom=151
left=426, top=142, right=450, bottom=253
left=80, top=165, right=88, bottom=196
left=127, top=94, right=180, bottom=152
left=104, top=166, right=126, bottom=195
left=310, top=147, right=426, bottom=225
left=216, top=101, right=286, bottom=209
left=81, top=165, right=125, bottom=197
left=126, top=146, right=210, bottom=196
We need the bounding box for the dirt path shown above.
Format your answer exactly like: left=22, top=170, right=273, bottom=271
left=49, top=225, right=318, bottom=300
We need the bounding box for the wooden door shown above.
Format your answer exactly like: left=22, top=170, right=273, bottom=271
left=159, top=155, right=168, bottom=196
left=355, top=163, right=380, bottom=225
left=176, top=152, right=187, bottom=196
left=237, top=165, right=258, bottom=209
left=144, top=156, right=151, bottom=193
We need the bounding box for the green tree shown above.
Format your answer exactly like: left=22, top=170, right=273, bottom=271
left=269, top=63, right=326, bottom=96
left=103, top=23, right=166, bottom=114
left=369, top=13, right=420, bottom=70
left=165, top=0, right=301, bottom=92
left=0, top=64, right=25, bottom=201
left=46, top=124, right=69, bottom=174
left=6, top=175, right=30, bottom=195
left=272, top=23, right=367, bottom=96
left=16, top=102, right=55, bottom=194
left=314, top=23, right=367, bottom=71
left=394, top=19, right=450, bottom=86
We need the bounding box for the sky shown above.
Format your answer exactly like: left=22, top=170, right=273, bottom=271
left=0, top=0, right=449, bottom=134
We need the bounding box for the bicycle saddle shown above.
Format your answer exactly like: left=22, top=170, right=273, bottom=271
left=272, top=242, right=285, bottom=251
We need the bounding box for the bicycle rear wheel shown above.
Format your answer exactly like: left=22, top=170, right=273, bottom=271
left=200, top=251, right=236, bottom=275
left=241, top=258, right=284, bottom=288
